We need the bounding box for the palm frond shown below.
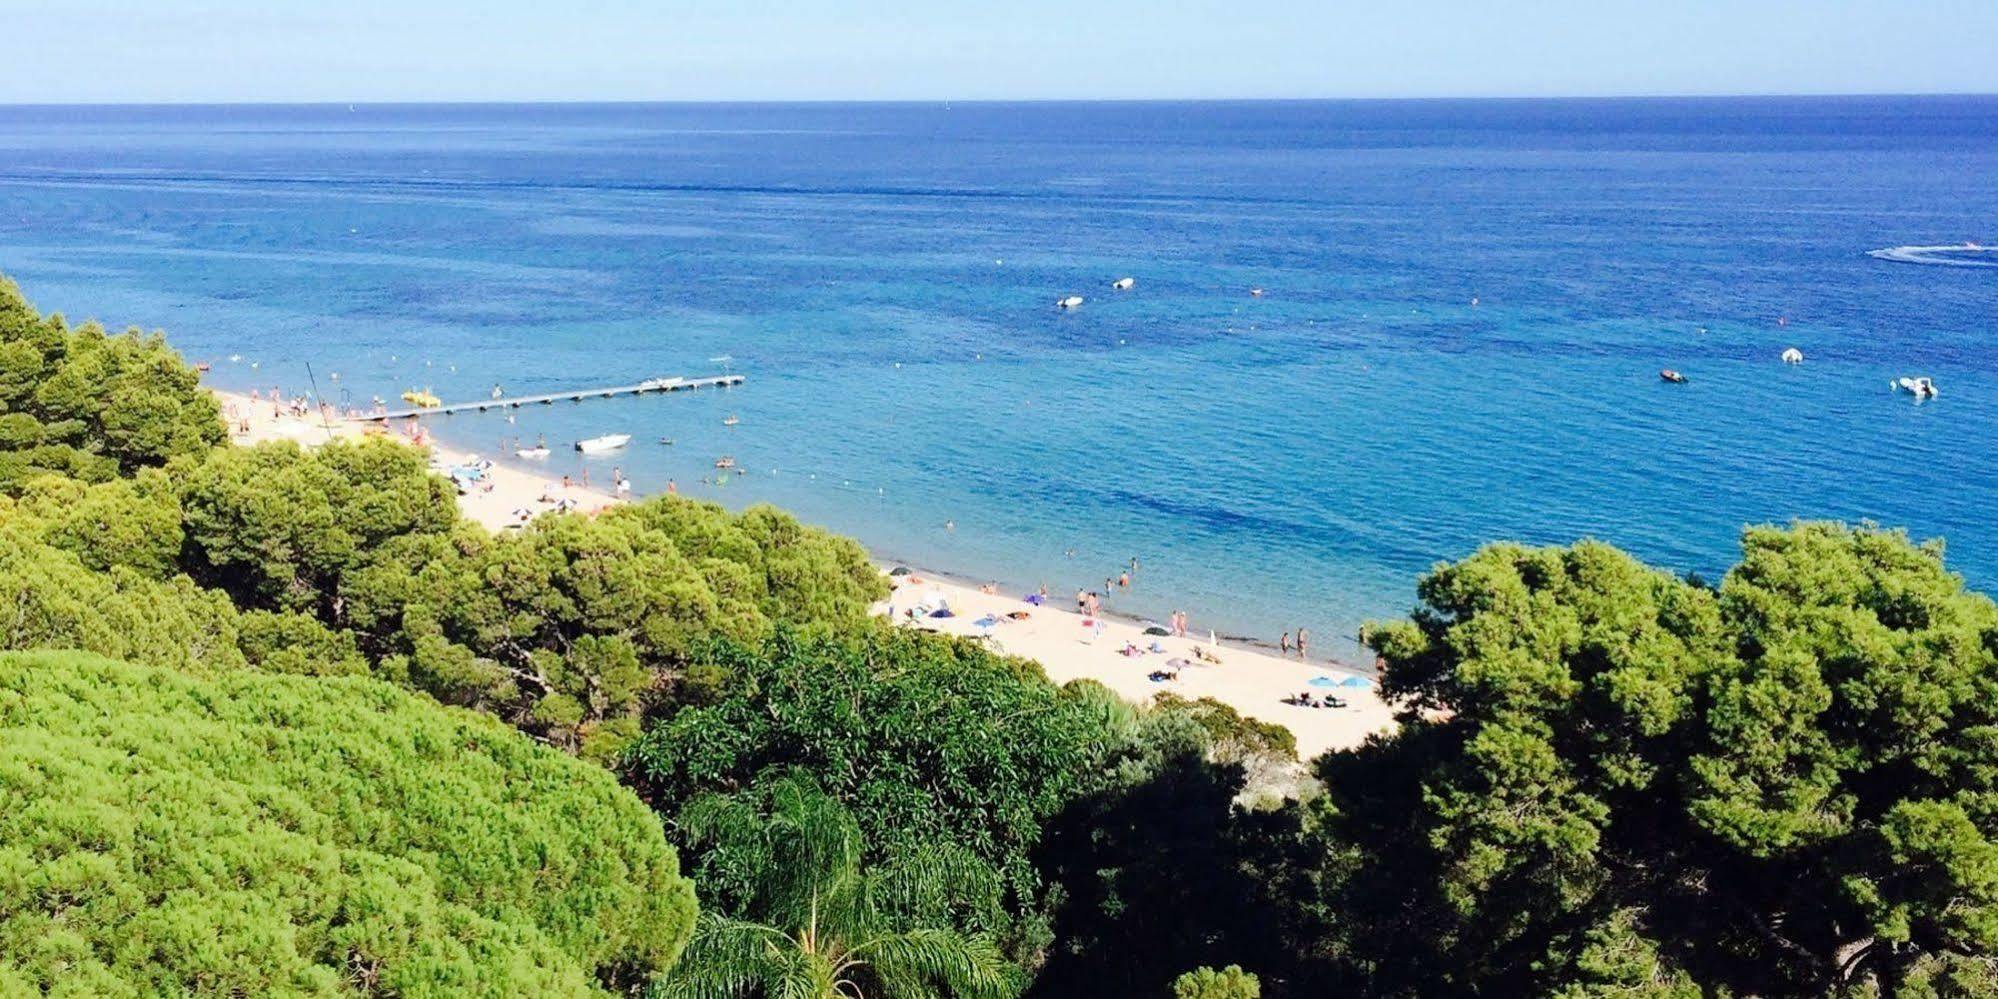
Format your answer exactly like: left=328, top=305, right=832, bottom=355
left=857, top=927, right=1016, bottom=999
left=651, top=914, right=789, bottom=999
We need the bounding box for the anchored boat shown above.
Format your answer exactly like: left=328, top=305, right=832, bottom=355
left=575, top=433, right=631, bottom=453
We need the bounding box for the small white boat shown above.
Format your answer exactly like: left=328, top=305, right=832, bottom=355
left=1781, top=347, right=1804, bottom=364
left=1894, top=376, right=1939, bottom=399
left=723, top=415, right=740, bottom=427
left=575, top=434, right=631, bottom=453
left=1057, top=295, right=1084, bottom=309
left=515, top=447, right=551, bottom=459
left=1249, top=287, right=1266, bottom=298
left=1111, top=277, right=1135, bottom=290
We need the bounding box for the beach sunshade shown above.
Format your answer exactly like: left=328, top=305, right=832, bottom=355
left=889, top=566, right=912, bottom=576
left=1143, top=626, right=1170, bottom=636
left=1339, top=676, right=1373, bottom=688
left=1309, top=676, right=1340, bottom=689
left=1023, top=593, right=1045, bottom=605
left=974, top=615, right=1000, bottom=628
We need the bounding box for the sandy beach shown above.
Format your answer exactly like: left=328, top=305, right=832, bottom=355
left=215, top=389, right=1395, bottom=760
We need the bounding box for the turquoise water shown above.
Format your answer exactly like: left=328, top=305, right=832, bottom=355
left=2, top=98, right=1994, bottom=660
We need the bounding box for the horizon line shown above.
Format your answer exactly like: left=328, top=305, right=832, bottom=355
left=2, top=90, right=1995, bottom=109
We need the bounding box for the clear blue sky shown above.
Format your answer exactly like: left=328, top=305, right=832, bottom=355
left=4, top=0, right=1995, bottom=102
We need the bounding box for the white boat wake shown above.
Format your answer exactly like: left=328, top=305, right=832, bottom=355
left=1868, top=244, right=1998, bottom=268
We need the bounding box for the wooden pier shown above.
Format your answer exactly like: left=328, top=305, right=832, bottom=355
left=355, top=374, right=744, bottom=422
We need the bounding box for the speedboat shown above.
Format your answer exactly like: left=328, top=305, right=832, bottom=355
left=1111, top=277, right=1135, bottom=290
left=1249, top=287, right=1265, bottom=298
left=723, top=415, right=740, bottom=426
left=1894, top=376, right=1939, bottom=399
left=1057, top=295, right=1084, bottom=309
left=657, top=437, right=675, bottom=445
left=575, top=433, right=631, bottom=453
left=1660, top=369, right=1688, bottom=384
left=1781, top=347, right=1804, bottom=364
left=516, top=447, right=551, bottom=459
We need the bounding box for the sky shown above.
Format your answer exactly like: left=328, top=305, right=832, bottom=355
left=2, top=0, right=1995, bottom=103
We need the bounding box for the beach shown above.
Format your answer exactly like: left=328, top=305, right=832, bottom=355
left=215, top=388, right=1396, bottom=759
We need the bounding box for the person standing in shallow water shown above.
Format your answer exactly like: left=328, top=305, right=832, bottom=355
left=1297, top=628, right=1310, bottom=660
left=1280, top=631, right=1292, bottom=655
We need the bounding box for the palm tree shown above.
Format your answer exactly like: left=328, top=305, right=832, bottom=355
left=653, top=773, right=1017, bottom=999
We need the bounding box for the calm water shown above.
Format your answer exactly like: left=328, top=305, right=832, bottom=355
left=2, top=98, right=1994, bottom=658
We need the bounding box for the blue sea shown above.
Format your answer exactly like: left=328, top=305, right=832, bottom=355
left=2, top=98, right=1994, bottom=659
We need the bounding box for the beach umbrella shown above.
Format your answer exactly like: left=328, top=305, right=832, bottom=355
left=1143, top=626, right=1170, bottom=636
left=889, top=566, right=912, bottom=577
left=1339, top=675, right=1373, bottom=689
left=1166, top=658, right=1192, bottom=670
left=1308, top=676, right=1340, bottom=689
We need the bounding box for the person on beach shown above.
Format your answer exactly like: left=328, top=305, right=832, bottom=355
left=1118, top=571, right=1130, bottom=589
left=1076, top=589, right=1088, bottom=613
left=666, top=479, right=677, bottom=494
left=1297, top=628, right=1310, bottom=660
left=1280, top=631, right=1292, bottom=655
left=561, top=474, right=572, bottom=490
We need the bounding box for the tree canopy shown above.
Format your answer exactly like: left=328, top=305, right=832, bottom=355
left=627, top=628, right=1120, bottom=957
left=1308, top=523, right=1998, bottom=996
left=0, top=276, right=221, bottom=492
left=0, top=650, right=696, bottom=996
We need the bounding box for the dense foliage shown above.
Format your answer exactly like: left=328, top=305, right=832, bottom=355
left=629, top=628, right=1130, bottom=958
left=1171, top=965, right=1262, bottom=999
left=656, top=773, right=1014, bottom=999
left=0, top=650, right=696, bottom=996
left=1309, top=524, right=1998, bottom=996
left=0, top=276, right=220, bottom=491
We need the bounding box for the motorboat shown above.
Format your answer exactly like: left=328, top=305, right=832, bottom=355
left=723, top=415, right=740, bottom=426
left=1249, top=287, right=1266, bottom=298
left=1111, top=277, right=1135, bottom=290
left=1056, top=295, right=1084, bottom=309
left=575, top=433, right=631, bottom=453
left=1894, top=376, right=1939, bottom=399
left=516, top=447, right=551, bottom=459
left=401, top=388, right=441, bottom=408
left=657, top=437, right=675, bottom=445
left=1660, top=369, right=1688, bottom=384
left=1781, top=347, right=1804, bottom=364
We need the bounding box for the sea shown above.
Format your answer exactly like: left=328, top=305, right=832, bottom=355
left=1, top=97, right=1993, bottom=660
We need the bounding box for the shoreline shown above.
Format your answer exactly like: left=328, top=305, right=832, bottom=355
left=213, top=387, right=1396, bottom=759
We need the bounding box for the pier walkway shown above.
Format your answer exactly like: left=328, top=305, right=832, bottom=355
left=355, top=374, right=744, bottom=422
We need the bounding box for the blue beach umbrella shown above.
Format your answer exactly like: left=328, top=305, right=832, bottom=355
left=1339, top=675, right=1373, bottom=689
left=1308, top=676, right=1339, bottom=689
